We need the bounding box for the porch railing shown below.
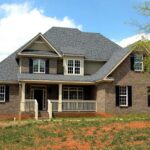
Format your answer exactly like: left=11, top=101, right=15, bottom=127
left=21, top=99, right=38, bottom=120
left=51, top=100, right=58, bottom=111
left=47, top=99, right=52, bottom=119
left=51, top=100, right=97, bottom=112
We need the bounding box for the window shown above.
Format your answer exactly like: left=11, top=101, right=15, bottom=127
left=33, top=59, right=45, bottom=73
left=67, top=60, right=81, bottom=75
left=63, top=87, right=83, bottom=100
left=119, top=86, right=128, bottom=107
left=134, top=55, right=143, bottom=71
left=0, top=85, right=5, bottom=102
left=116, top=86, right=132, bottom=107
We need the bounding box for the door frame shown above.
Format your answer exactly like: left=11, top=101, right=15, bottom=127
left=30, top=87, right=47, bottom=111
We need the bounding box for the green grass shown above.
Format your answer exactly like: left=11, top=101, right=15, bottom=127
left=0, top=114, right=150, bottom=150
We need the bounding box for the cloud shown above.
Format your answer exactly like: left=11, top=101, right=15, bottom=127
left=115, top=33, right=150, bottom=48
left=0, top=2, right=82, bottom=62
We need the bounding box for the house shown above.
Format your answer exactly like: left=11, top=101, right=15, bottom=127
left=0, top=27, right=149, bottom=119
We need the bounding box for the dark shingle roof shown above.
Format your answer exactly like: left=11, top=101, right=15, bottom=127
left=0, top=50, right=19, bottom=81
left=0, top=27, right=130, bottom=83
left=44, top=27, right=124, bottom=61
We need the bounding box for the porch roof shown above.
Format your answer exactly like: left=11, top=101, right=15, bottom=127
left=17, top=73, right=93, bottom=83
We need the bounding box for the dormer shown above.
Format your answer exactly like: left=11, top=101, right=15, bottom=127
left=16, top=33, right=61, bottom=74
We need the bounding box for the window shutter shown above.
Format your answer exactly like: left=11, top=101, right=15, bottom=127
left=130, top=54, right=134, bottom=71
left=5, top=86, right=9, bottom=102
left=128, top=86, right=132, bottom=107
left=115, top=86, right=119, bottom=106
left=148, top=95, right=150, bottom=107
left=29, top=59, right=33, bottom=73
left=46, top=59, right=49, bottom=74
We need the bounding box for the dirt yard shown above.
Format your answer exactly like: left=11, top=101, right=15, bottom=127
left=0, top=115, right=150, bottom=150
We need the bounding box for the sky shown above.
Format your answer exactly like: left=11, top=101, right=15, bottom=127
left=0, top=0, right=149, bottom=61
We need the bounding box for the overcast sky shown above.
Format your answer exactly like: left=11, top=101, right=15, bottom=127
left=0, top=0, right=149, bottom=61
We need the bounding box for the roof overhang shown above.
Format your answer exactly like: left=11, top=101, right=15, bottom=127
left=19, top=80, right=95, bottom=85
left=17, top=53, right=60, bottom=58
left=0, top=81, right=18, bottom=84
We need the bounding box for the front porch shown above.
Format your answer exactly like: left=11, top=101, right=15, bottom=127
left=20, top=83, right=97, bottom=119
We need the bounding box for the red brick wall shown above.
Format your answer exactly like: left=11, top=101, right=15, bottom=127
left=97, top=54, right=150, bottom=114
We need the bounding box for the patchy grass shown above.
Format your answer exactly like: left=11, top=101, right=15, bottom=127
left=0, top=115, right=150, bottom=150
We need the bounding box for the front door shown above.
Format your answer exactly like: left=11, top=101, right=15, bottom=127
left=34, top=89, right=43, bottom=110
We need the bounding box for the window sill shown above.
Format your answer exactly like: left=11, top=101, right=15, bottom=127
left=134, top=70, right=144, bottom=72
left=65, top=74, right=83, bottom=76
left=119, top=105, right=129, bottom=108
left=33, top=72, right=45, bottom=74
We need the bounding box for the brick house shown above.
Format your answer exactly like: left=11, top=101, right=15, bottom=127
left=0, top=27, right=149, bottom=119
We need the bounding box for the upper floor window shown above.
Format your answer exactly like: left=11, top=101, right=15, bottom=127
left=0, top=85, right=5, bottom=102
left=68, top=60, right=80, bottom=75
left=134, top=55, right=144, bottom=71
left=33, top=59, right=45, bottom=73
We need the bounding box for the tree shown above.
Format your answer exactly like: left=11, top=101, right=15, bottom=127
left=130, top=1, right=150, bottom=73
left=136, top=1, right=150, bottom=33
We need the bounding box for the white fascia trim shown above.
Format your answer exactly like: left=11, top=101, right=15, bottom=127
left=95, top=78, right=114, bottom=83
left=19, top=80, right=95, bottom=85
left=18, top=54, right=59, bottom=58
left=0, top=81, right=18, bottom=84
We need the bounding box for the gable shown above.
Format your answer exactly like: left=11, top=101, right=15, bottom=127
left=18, top=33, right=61, bottom=57
left=27, top=37, right=54, bottom=51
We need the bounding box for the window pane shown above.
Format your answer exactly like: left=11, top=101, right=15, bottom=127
left=68, top=60, right=73, bottom=74
left=119, top=86, right=126, bottom=95
left=75, top=60, right=80, bottom=74
left=119, top=96, right=127, bottom=106
left=0, top=86, right=4, bottom=93
left=33, top=60, right=38, bottom=72
left=40, top=60, right=45, bottom=73
left=134, top=62, right=142, bottom=71
left=68, top=60, right=73, bottom=67
left=63, top=91, right=69, bottom=99
left=75, top=68, right=80, bottom=74
left=75, top=60, right=80, bottom=67
left=70, top=91, right=77, bottom=99
left=68, top=67, right=73, bottom=74
left=78, top=91, right=83, bottom=99
left=135, top=55, right=143, bottom=62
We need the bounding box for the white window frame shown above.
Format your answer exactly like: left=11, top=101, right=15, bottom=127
left=119, top=86, right=128, bottom=107
left=63, top=87, right=84, bottom=100
left=33, top=59, right=45, bottom=73
left=0, top=85, right=5, bottom=103
left=67, top=59, right=81, bottom=75
left=134, top=55, right=144, bottom=72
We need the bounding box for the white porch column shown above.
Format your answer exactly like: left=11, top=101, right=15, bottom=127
left=58, top=83, right=62, bottom=112
left=20, top=82, right=25, bottom=111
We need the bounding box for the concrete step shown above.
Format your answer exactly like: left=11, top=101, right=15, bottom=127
left=38, top=111, right=49, bottom=118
